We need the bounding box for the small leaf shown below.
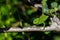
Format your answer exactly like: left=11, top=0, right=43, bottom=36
left=7, top=33, right=12, bottom=40
left=5, top=17, right=15, bottom=26
left=42, top=0, right=47, bottom=6
left=24, top=23, right=30, bottom=27
left=9, top=17, right=16, bottom=22
left=51, top=2, right=58, bottom=8
left=45, top=32, right=50, bottom=35
left=13, top=0, right=18, bottom=4
left=27, top=9, right=35, bottom=15
left=54, top=36, right=60, bottom=40
left=1, top=6, right=10, bottom=15
left=33, top=14, right=49, bottom=25
left=5, top=19, right=10, bottom=26
left=0, top=21, right=3, bottom=27
left=7, top=5, right=11, bottom=10
left=12, top=32, right=18, bottom=36
left=0, top=33, right=5, bottom=40
left=42, top=6, right=49, bottom=13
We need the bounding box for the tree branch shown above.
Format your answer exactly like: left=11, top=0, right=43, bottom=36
left=4, top=25, right=60, bottom=32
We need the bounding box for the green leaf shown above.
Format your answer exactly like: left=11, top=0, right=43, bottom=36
left=6, top=33, right=12, bottom=40
left=0, top=21, right=5, bottom=28
left=27, top=9, right=35, bottom=15
left=5, top=19, right=11, bottom=26
left=7, top=5, right=11, bottom=10
left=9, top=17, right=16, bottom=22
left=33, top=14, right=49, bottom=25
left=0, top=21, right=3, bottom=27
left=45, top=32, right=50, bottom=35
left=16, top=35, right=23, bottom=39
left=42, top=0, right=47, bottom=6
left=42, top=6, right=49, bottom=13
left=13, top=0, right=18, bottom=4
left=0, top=33, right=5, bottom=40
left=54, top=36, right=60, bottom=40
left=51, top=2, right=58, bottom=8
left=24, top=23, right=31, bottom=27
left=1, top=6, right=9, bottom=15
left=12, top=32, right=18, bottom=36
left=5, top=17, right=15, bottom=26
left=7, top=37, right=12, bottom=40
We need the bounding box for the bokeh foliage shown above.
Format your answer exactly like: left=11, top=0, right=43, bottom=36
left=0, top=0, right=60, bottom=40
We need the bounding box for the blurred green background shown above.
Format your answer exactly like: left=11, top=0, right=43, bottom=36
left=0, top=0, right=60, bottom=40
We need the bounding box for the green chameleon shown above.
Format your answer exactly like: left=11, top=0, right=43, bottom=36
left=33, top=14, right=49, bottom=28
